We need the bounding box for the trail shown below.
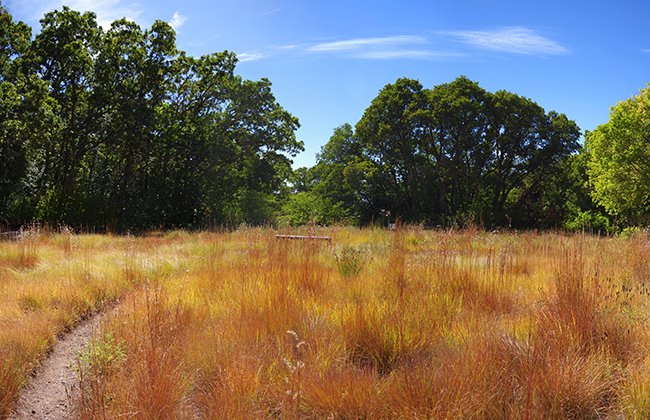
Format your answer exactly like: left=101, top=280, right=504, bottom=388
left=9, top=311, right=107, bottom=420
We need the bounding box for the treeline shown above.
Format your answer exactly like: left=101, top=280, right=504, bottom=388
left=0, top=6, right=302, bottom=231
left=289, top=77, right=649, bottom=231
left=1, top=6, right=648, bottom=232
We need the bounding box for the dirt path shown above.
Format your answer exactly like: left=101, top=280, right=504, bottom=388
left=9, top=312, right=107, bottom=420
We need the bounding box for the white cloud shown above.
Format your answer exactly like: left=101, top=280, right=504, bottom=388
left=13, top=0, right=144, bottom=29
left=237, top=52, right=265, bottom=63
left=305, top=35, right=456, bottom=61
left=234, top=28, right=566, bottom=64
left=354, top=50, right=462, bottom=60
left=307, top=35, right=426, bottom=52
left=169, top=11, right=187, bottom=31
left=277, top=44, right=298, bottom=50
left=238, top=40, right=457, bottom=62
left=259, top=7, right=282, bottom=17
left=444, top=27, right=569, bottom=56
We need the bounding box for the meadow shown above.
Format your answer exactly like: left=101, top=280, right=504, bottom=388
left=1, top=227, right=649, bottom=418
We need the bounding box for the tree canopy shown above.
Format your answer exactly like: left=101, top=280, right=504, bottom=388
left=585, top=84, right=650, bottom=225
left=0, top=5, right=301, bottom=230
left=299, top=76, right=582, bottom=228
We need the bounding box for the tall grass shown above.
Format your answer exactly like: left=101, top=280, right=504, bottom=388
left=2, top=228, right=649, bottom=418
left=0, top=230, right=194, bottom=417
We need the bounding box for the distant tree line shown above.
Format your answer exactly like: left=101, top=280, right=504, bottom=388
left=1, top=5, right=648, bottom=232
left=290, top=78, right=649, bottom=231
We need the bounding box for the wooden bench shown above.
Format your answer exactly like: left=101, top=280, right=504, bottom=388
left=275, top=234, right=332, bottom=242
left=0, top=231, right=20, bottom=241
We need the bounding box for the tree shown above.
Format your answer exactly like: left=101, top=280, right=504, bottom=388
left=310, top=124, right=364, bottom=222
left=350, top=76, right=580, bottom=228
left=151, top=50, right=235, bottom=228
left=355, top=78, right=430, bottom=221
left=26, top=7, right=102, bottom=223
left=217, top=76, right=302, bottom=225
left=0, top=5, right=31, bottom=224
left=487, top=93, right=580, bottom=226
left=585, top=85, right=650, bottom=225
left=85, top=19, right=175, bottom=228
left=425, top=76, right=491, bottom=224
left=279, top=191, right=349, bottom=226
left=560, top=151, right=612, bottom=233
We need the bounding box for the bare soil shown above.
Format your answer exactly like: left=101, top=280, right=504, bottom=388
left=9, top=312, right=106, bottom=420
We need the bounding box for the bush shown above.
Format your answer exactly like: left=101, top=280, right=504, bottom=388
left=224, top=190, right=277, bottom=226
left=618, top=226, right=647, bottom=239
left=81, top=332, right=126, bottom=376
left=564, top=210, right=611, bottom=234
left=279, top=192, right=350, bottom=226
left=334, top=245, right=369, bottom=279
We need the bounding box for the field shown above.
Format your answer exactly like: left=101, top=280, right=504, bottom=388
left=1, top=227, right=649, bottom=418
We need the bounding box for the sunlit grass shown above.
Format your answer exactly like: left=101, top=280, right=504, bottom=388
left=1, top=227, right=649, bottom=418
left=0, top=230, right=194, bottom=416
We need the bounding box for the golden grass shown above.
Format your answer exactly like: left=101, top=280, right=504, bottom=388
left=0, top=230, right=191, bottom=416
left=1, top=227, right=649, bottom=418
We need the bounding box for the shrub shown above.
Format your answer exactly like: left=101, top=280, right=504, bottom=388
left=279, top=192, right=350, bottom=226
left=81, top=332, right=126, bottom=376
left=564, top=210, right=611, bottom=234
left=334, top=245, right=369, bottom=279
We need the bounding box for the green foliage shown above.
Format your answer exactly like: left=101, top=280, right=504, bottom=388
left=279, top=192, right=349, bottom=226
left=225, top=190, right=277, bottom=226
left=334, top=245, right=370, bottom=278
left=81, top=332, right=126, bottom=375
left=0, top=5, right=31, bottom=223
left=0, top=5, right=301, bottom=230
left=617, top=226, right=644, bottom=239
left=585, top=84, right=650, bottom=226
left=306, top=124, right=366, bottom=223
left=564, top=210, right=612, bottom=234
left=304, top=76, right=580, bottom=228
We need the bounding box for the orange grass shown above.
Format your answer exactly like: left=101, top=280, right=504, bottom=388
left=2, top=227, right=649, bottom=418
left=0, top=230, right=195, bottom=416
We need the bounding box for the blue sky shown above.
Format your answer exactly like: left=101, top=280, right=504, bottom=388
left=5, top=0, right=650, bottom=168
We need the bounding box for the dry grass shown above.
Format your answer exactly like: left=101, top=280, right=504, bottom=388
left=2, top=227, right=649, bottom=418
left=0, top=229, right=192, bottom=417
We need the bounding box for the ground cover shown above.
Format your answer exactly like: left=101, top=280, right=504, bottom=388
left=1, top=227, right=649, bottom=418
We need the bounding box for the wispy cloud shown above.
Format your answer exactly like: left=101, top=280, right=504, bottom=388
left=10, top=0, right=144, bottom=29
left=237, top=27, right=567, bottom=63
left=354, top=50, right=463, bottom=60
left=642, top=49, right=650, bottom=53
left=307, top=35, right=426, bottom=52
left=301, top=35, right=453, bottom=60
left=238, top=36, right=451, bottom=62
left=237, top=52, right=265, bottom=63
left=444, top=27, right=569, bottom=55
left=259, top=7, right=282, bottom=17
left=169, top=11, right=187, bottom=31
left=237, top=45, right=299, bottom=64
